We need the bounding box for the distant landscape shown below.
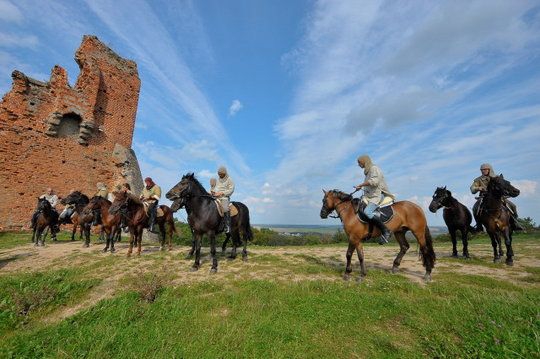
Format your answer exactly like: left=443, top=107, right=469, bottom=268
left=253, top=224, right=449, bottom=235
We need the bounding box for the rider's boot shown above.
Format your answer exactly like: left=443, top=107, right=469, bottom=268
left=370, top=215, right=392, bottom=245
left=148, top=203, right=158, bottom=233
left=224, top=212, right=231, bottom=234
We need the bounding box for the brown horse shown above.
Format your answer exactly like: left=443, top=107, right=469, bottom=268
left=109, top=191, right=176, bottom=256
left=84, top=196, right=122, bottom=253
left=59, top=191, right=91, bottom=243
left=320, top=190, right=436, bottom=282
left=31, top=197, right=59, bottom=246
left=477, top=175, right=520, bottom=265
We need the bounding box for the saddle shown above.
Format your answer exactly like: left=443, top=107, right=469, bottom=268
left=142, top=202, right=165, bottom=217
left=354, top=196, right=395, bottom=224
left=214, top=200, right=239, bottom=217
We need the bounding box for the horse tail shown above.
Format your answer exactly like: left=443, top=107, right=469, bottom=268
left=236, top=202, right=253, bottom=241
left=420, top=225, right=436, bottom=270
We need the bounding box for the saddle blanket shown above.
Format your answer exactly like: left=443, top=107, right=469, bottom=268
left=354, top=197, right=395, bottom=224
left=142, top=202, right=165, bottom=217
left=214, top=201, right=239, bottom=217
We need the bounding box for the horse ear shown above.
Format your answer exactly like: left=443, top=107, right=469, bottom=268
left=499, top=174, right=504, bottom=179
left=443, top=186, right=446, bottom=190
left=322, top=189, right=327, bottom=194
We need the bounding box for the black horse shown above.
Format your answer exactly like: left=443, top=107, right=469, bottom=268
left=60, top=191, right=92, bottom=245
left=429, top=187, right=475, bottom=258
left=31, top=197, right=59, bottom=246
left=166, top=173, right=253, bottom=272
left=170, top=195, right=238, bottom=258
left=478, top=175, right=520, bottom=265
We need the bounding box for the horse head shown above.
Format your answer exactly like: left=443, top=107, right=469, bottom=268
left=108, top=190, right=129, bottom=215
left=320, top=189, right=352, bottom=219
left=488, top=174, right=520, bottom=198
left=61, top=191, right=89, bottom=206
left=37, top=197, right=52, bottom=212
left=429, top=186, right=451, bottom=213
left=170, top=196, right=186, bottom=212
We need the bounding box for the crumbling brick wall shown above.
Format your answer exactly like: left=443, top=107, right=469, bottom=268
left=0, top=35, right=143, bottom=230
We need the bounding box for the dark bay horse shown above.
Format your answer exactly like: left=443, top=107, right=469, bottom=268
left=60, top=191, right=91, bottom=244
left=478, top=175, right=520, bottom=265
left=429, top=187, right=475, bottom=258
left=31, top=197, right=59, bottom=246
left=84, top=196, right=122, bottom=252
left=166, top=173, right=253, bottom=272
left=109, top=191, right=176, bottom=256
left=320, top=190, right=436, bottom=282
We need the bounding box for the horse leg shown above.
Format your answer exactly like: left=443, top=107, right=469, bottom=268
left=450, top=229, right=458, bottom=257
left=504, top=228, right=514, bottom=266
left=488, top=232, right=500, bottom=263
left=343, top=242, right=355, bottom=281
left=210, top=232, right=218, bottom=273
left=127, top=230, right=134, bottom=257
left=83, top=224, right=90, bottom=248
left=221, top=234, right=229, bottom=253
left=103, top=230, right=110, bottom=253
left=159, top=222, right=166, bottom=251
left=31, top=228, right=37, bottom=246
left=461, top=228, right=470, bottom=259
left=228, top=233, right=237, bottom=259
left=392, top=231, right=410, bottom=273
left=356, top=244, right=366, bottom=282
left=242, top=230, right=248, bottom=262
left=191, top=233, right=202, bottom=271
left=137, top=228, right=142, bottom=256
left=71, top=225, right=76, bottom=241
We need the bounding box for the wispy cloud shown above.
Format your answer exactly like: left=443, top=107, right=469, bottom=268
left=228, top=99, right=243, bottom=117
left=82, top=0, right=250, bottom=176
left=0, top=0, right=23, bottom=23
left=269, top=0, right=540, bottom=224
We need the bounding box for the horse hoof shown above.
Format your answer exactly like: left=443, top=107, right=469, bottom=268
left=210, top=267, right=218, bottom=274
left=110, top=248, right=116, bottom=253
left=242, top=256, right=248, bottom=262
left=493, top=258, right=501, bottom=263
left=451, top=253, right=458, bottom=258
left=463, top=255, right=471, bottom=260
left=83, top=244, right=89, bottom=248
left=391, top=266, right=399, bottom=274
left=423, top=274, right=432, bottom=283
left=190, top=266, right=199, bottom=272
left=343, top=273, right=351, bottom=281
left=505, top=260, right=514, bottom=266
left=127, top=253, right=132, bottom=257
left=102, top=248, right=108, bottom=253
left=356, top=276, right=364, bottom=284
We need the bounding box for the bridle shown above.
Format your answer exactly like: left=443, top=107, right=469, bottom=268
left=324, top=189, right=358, bottom=220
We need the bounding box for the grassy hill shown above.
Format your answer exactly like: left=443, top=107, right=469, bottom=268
left=0, top=230, right=538, bottom=358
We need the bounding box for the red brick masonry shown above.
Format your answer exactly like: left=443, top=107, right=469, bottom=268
left=0, top=35, right=143, bottom=230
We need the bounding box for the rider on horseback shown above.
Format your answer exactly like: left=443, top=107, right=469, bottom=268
left=470, top=163, right=522, bottom=231
left=141, top=177, right=161, bottom=233
left=32, top=187, right=59, bottom=230
left=355, top=155, right=393, bottom=245
left=212, top=166, right=235, bottom=234
left=92, top=182, right=109, bottom=226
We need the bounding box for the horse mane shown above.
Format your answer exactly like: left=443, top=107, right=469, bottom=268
left=91, top=196, right=111, bottom=205
left=331, top=190, right=352, bottom=201
left=183, top=173, right=210, bottom=195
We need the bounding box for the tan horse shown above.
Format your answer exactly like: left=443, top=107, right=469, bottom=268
left=320, top=190, right=436, bottom=282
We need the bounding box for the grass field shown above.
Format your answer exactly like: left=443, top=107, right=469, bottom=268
left=0, top=231, right=538, bottom=358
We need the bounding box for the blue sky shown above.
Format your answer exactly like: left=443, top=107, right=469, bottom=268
left=1, top=0, right=539, bottom=226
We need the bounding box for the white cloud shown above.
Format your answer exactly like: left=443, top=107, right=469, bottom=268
left=228, top=99, right=243, bottom=117
left=0, top=33, right=39, bottom=48
left=0, top=0, right=23, bottom=23
left=513, top=180, right=537, bottom=197
left=197, top=169, right=214, bottom=179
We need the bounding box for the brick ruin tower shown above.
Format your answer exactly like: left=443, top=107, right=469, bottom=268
left=0, top=35, right=144, bottom=230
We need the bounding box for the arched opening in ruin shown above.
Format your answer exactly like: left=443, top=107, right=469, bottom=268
left=57, top=113, right=82, bottom=138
